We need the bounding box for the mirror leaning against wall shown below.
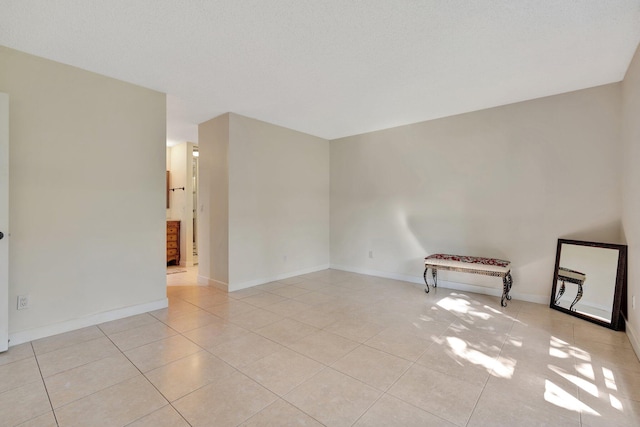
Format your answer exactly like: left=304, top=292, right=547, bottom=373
left=550, top=239, right=627, bottom=331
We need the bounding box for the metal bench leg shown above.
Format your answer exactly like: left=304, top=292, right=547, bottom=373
left=501, top=275, right=509, bottom=307
left=423, top=266, right=430, bottom=293
left=570, top=284, right=583, bottom=311
left=432, top=268, right=438, bottom=288
left=506, top=272, right=513, bottom=300
left=554, top=281, right=566, bottom=305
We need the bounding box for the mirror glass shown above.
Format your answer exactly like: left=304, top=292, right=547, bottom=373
left=550, top=239, right=626, bottom=330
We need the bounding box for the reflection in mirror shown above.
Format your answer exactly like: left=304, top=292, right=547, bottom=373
left=550, top=239, right=626, bottom=330
left=555, top=267, right=586, bottom=312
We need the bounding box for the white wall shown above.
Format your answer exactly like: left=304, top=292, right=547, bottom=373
left=228, top=114, right=330, bottom=289
left=0, top=46, right=167, bottom=343
left=198, top=113, right=330, bottom=291
left=622, top=43, right=640, bottom=356
left=330, top=84, right=622, bottom=303
left=198, top=114, right=230, bottom=287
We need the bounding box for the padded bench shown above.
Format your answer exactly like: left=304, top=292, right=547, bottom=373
left=554, top=266, right=586, bottom=311
left=424, top=254, right=513, bottom=307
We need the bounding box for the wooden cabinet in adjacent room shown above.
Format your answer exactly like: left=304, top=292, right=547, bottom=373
left=167, top=220, right=180, bottom=265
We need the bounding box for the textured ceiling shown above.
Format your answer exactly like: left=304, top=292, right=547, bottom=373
left=1, top=1, right=639, bottom=143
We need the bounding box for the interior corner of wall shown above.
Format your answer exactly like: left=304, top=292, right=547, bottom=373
left=208, top=278, right=229, bottom=292
left=626, top=317, right=640, bottom=363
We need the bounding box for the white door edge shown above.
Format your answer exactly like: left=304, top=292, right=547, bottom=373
left=0, top=92, right=9, bottom=352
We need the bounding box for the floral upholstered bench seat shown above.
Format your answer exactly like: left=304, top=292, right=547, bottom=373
left=423, top=254, right=513, bottom=307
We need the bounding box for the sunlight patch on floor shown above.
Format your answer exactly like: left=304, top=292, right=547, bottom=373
left=445, top=336, right=496, bottom=369
left=576, top=362, right=595, bottom=381
left=437, top=296, right=471, bottom=314
left=549, top=364, right=598, bottom=397
left=545, top=380, right=599, bottom=415
left=488, top=355, right=516, bottom=379
left=549, top=337, right=572, bottom=359
left=437, top=296, right=493, bottom=321
left=602, top=367, right=617, bottom=391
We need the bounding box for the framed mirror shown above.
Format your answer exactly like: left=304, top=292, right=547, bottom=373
left=550, top=239, right=627, bottom=330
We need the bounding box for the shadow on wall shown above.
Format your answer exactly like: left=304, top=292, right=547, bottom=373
left=408, top=215, right=622, bottom=259
left=561, top=221, right=624, bottom=244
left=406, top=212, right=534, bottom=261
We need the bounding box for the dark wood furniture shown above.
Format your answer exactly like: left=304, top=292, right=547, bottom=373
left=167, top=220, right=180, bottom=265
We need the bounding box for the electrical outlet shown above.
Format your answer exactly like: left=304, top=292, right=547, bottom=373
left=633, top=295, right=636, bottom=310
left=17, top=295, right=29, bottom=310
left=369, top=250, right=373, bottom=259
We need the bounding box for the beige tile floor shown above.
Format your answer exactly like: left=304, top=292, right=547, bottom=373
left=1, top=268, right=639, bottom=426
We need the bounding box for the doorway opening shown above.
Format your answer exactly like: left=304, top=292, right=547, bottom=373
left=166, top=142, right=198, bottom=283
left=192, top=146, right=199, bottom=264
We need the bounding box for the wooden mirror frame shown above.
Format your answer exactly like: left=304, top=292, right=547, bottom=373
left=550, top=238, right=627, bottom=331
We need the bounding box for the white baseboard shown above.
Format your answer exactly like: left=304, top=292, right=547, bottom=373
left=8, top=298, right=168, bottom=347
left=626, top=319, right=640, bottom=362
left=330, top=264, right=424, bottom=285
left=209, top=278, right=229, bottom=292
left=228, top=264, right=331, bottom=292
left=197, top=275, right=209, bottom=286
left=330, top=264, right=548, bottom=305
left=568, top=300, right=612, bottom=314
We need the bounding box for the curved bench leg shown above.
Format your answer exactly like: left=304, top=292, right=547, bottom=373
left=506, top=272, right=513, bottom=300
left=570, top=284, right=583, bottom=311
left=501, top=275, right=509, bottom=307
left=554, top=281, right=566, bottom=305
left=432, top=269, right=438, bottom=288
left=423, top=266, right=430, bottom=293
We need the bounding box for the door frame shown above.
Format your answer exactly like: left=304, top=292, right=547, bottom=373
left=0, top=93, right=9, bottom=352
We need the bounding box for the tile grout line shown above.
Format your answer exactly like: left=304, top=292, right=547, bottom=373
left=16, top=270, right=638, bottom=426
left=169, top=285, right=385, bottom=427
left=347, top=359, right=411, bottom=426
left=351, top=318, right=458, bottom=427
left=204, top=275, right=631, bottom=415
left=31, top=331, right=108, bottom=358
left=39, top=346, right=152, bottom=413
left=36, top=318, right=199, bottom=424
left=273, top=364, right=333, bottom=426
left=462, top=317, right=517, bottom=427
left=100, top=328, right=195, bottom=427
left=144, top=295, right=283, bottom=422
left=30, top=341, right=61, bottom=427
left=102, top=322, right=184, bottom=355
left=571, top=323, right=586, bottom=427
